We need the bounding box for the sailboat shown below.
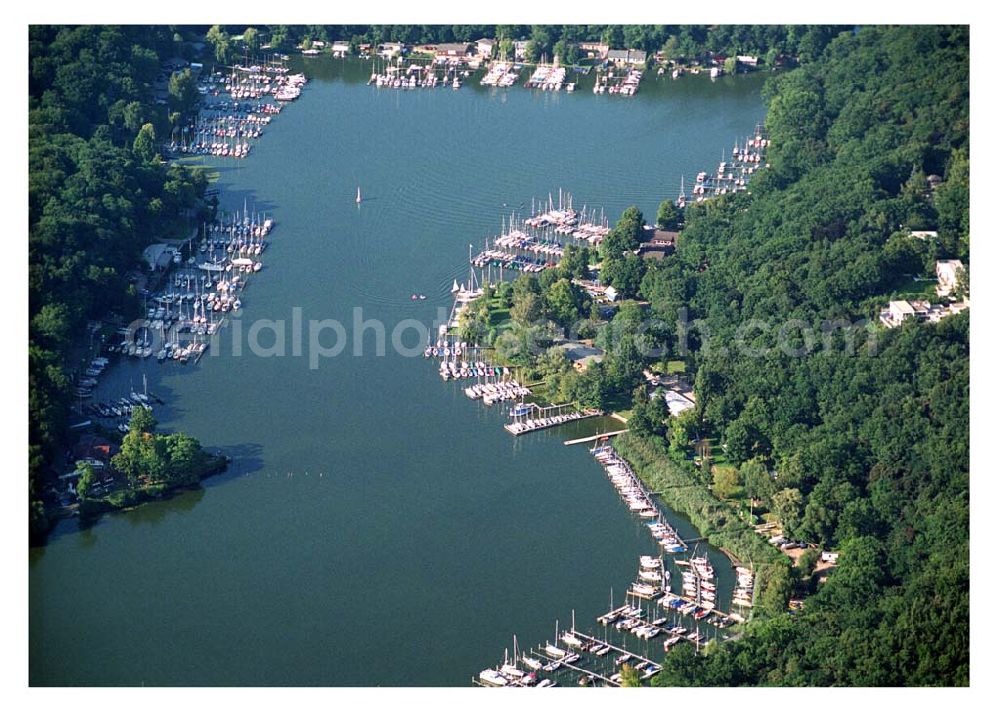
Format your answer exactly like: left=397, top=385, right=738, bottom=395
left=356, top=186, right=362, bottom=204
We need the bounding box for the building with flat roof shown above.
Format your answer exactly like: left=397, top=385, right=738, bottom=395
left=936, top=259, right=965, bottom=297
left=660, top=389, right=696, bottom=417
left=142, top=243, right=176, bottom=271
left=880, top=297, right=968, bottom=328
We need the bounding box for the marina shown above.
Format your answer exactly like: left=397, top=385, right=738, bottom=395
left=167, top=59, right=306, bottom=158
left=367, top=57, right=466, bottom=89
left=32, top=53, right=769, bottom=686
left=468, top=193, right=609, bottom=276
left=682, top=124, right=770, bottom=205
left=503, top=403, right=603, bottom=435
left=593, top=66, right=643, bottom=95
left=524, top=62, right=571, bottom=92
left=480, top=60, right=521, bottom=88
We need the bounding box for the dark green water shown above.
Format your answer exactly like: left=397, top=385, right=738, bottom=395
left=29, top=58, right=766, bottom=686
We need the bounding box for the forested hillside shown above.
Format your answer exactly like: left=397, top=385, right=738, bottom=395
left=29, top=26, right=208, bottom=540
left=634, top=25, right=969, bottom=685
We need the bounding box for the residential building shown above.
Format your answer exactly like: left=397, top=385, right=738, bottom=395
left=330, top=42, right=350, bottom=57
left=579, top=42, right=609, bottom=59
left=476, top=38, right=495, bottom=58
left=936, top=259, right=965, bottom=297
left=435, top=42, right=471, bottom=59
left=378, top=42, right=405, bottom=59
left=879, top=297, right=968, bottom=328
left=638, top=226, right=678, bottom=260
left=607, top=49, right=647, bottom=66
left=553, top=341, right=605, bottom=372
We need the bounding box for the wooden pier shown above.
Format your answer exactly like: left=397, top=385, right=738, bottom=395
left=563, top=429, right=629, bottom=446
left=567, top=631, right=662, bottom=681
left=504, top=403, right=602, bottom=436
left=532, top=646, right=621, bottom=687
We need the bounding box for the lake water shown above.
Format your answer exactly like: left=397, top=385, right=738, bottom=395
left=29, top=58, right=767, bottom=686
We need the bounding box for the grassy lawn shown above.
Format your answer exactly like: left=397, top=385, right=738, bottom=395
left=885, top=273, right=939, bottom=301
left=488, top=307, right=510, bottom=327
left=705, top=439, right=732, bottom=467
left=666, top=359, right=686, bottom=374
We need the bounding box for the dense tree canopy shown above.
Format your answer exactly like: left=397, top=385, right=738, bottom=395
left=634, top=25, right=969, bottom=686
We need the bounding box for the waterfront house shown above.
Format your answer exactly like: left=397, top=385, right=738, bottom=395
left=378, top=42, right=405, bottom=59
left=72, top=435, right=117, bottom=465
left=554, top=341, right=605, bottom=372
left=476, top=38, right=495, bottom=58
left=579, top=42, right=609, bottom=59
left=513, top=40, right=529, bottom=61
left=638, top=227, right=678, bottom=261
left=607, top=49, right=647, bottom=67
left=936, top=259, right=965, bottom=297
left=330, top=42, right=350, bottom=57
left=435, top=42, right=472, bottom=59
left=736, top=55, right=759, bottom=67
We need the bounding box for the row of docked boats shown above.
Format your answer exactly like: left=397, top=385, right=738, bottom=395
left=72, top=357, right=110, bottom=400
left=170, top=61, right=302, bottom=159
left=479, top=619, right=663, bottom=688
left=503, top=407, right=598, bottom=436
left=593, top=68, right=642, bottom=95
left=470, top=248, right=552, bottom=273
left=440, top=359, right=506, bottom=382
left=464, top=380, right=531, bottom=404
left=524, top=194, right=611, bottom=245
left=592, top=444, right=688, bottom=553
left=732, top=566, right=755, bottom=608
left=422, top=337, right=483, bottom=359
left=469, top=195, right=610, bottom=275
left=480, top=61, right=520, bottom=87
left=678, top=555, right=717, bottom=608
left=524, top=63, right=571, bottom=91
left=679, top=125, right=770, bottom=207
left=368, top=59, right=465, bottom=89
left=127, top=201, right=274, bottom=368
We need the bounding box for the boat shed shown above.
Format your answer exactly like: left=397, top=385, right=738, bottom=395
left=435, top=42, right=472, bottom=58
left=142, top=243, right=177, bottom=271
